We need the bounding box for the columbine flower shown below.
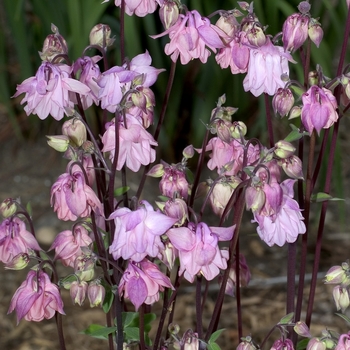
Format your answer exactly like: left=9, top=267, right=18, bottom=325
left=167, top=222, right=235, bottom=282
left=243, top=37, right=294, bottom=97
left=87, top=280, right=105, bottom=307
left=49, top=225, right=93, bottom=267
left=252, top=179, right=306, bottom=247
left=109, top=200, right=177, bottom=262
left=271, top=339, right=294, bottom=350
left=101, top=115, right=158, bottom=172
left=70, top=280, right=88, bottom=306
left=301, top=85, right=338, bottom=134
left=282, top=13, right=310, bottom=52
left=8, top=270, right=65, bottom=323
left=272, top=87, right=295, bottom=117
left=159, top=163, right=189, bottom=199
left=106, top=0, right=163, bottom=17
left=50, top=171, right=104, bottom=221
left=0, top=217, right=41, bottom=264
left=73, top=56, right=102, bottom=109
left=119, top=259, right=174, bottom=310
left=335, top=333, right=350, bottom=350
left=151, top=9, right=228, bottom=64
left=13, top=62, right=90, bottom=120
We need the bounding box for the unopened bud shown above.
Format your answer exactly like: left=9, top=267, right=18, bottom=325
left=324, top=265, right=348, bottom=284
left=333, top=286, right=350, bottom=313
left=245, top=186, right=266, bottom=212
left=147, top=163, right=165, bottom=177
left=62, top=119, right=87, bottom=147
left=308, top=71, right=319, bottom=86
left=298, top=1, right=311, bottom=14
left=164, top=198, right=188, bottom=226
left=159, top=1, right=179, bottom=30
left=307, top=338, right=326, bottom=350
left=39, top=26, right=68, bottom=62
left=289, top=106, right=302, bottom=120
left=231, top=121, right=247, bottom=139
left=274, top=140, right=296, bottom=159
left=247, top=26, right=266, bottom=47
left=308, top=19, right=323, bottom=48
left=89, top=24, right=115, bottom=48
left=70, top=280, right=88, bottom=306
left=87, top=280, right=105, bottom=307
left=0, top=198, right=17, bottom=218
left=272, top=88, right=295, bottom=117
left=280, top=155, right=304, bottom=180
left=46, top=135, right=70, bottom=152
left=183, top=145, right=195, bottom=159
left=294, top=321, right=312, bottom=338
left=5, top=253, right=30, bottom=270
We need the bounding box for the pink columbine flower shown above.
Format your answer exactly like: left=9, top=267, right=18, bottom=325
left=151, top=9, right=227, bottom=64
left=167, top=222, right=235, bottom=282
left=282, top=13, right=310, bottom=52
left=335, top=333, right=350, bottom=350
left=252, top=179, right=306, bottom=247
left=159, top=164, right=189, bottom=199
left=105, top=0, right=163, bottom=17
left=73, top=56, right=102, bottom=109
left=8, top=270, right=65, bottom=323
left=109, top=200, right=177, bottom=262
left=49, top=225, right=93, bottom=267
left=301, top=85, right=338, bottom=134
left=119, top=259, right=174, bottom=310
left=13, top=62, right=90, bottom=120
left=271, top=339, right=295, bottom=350
left=50, top=171, right=104, bottom=221
left=243, top=37, right=294, bottom=97
left=0, top=217, right=41, bottom=264
left=101, top=115, right=158, bottom=172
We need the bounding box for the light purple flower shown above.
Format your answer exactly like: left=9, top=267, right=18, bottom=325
left=0, top=217, right=41, bottom=264
left=105, top=0, right=163, bottom=17
left=151, top=9, right=228, bottom=64
left=101, top=115, right=158, bottom=172
left=50, top=171, right=104, bottom=221
left=167, top=222, right=235, bottom=282
left=301, top=85, right=338, bottom=134
left=73, top=56, right=102, bottom=109
left=13, top=62, right=90, bottom=120
left=335, top=333, right=350, bottom=350
left=252, top=179, right=306, bottom=247
left=109, top=200, right=177, bottom=262
left=119, top=259, right=174, bottom=310
left=8, top=270, right=65, bottom=323
left=49, top=225, right=93, bottom=267
left=243, top=37, right=294, bottom=97
left=282, top=13, right=310, bottom=52
left=271, top=339, right=294, bottom=350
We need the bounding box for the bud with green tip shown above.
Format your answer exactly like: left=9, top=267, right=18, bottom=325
left=5, top=253, right=30, bottom=270
left=87, top=280, right=105, bottom=307
left=89, top=24, right=115, bottom=48
left=46, top=135, right=70, bottom=152
left=0, top=198, right=17, bottom=218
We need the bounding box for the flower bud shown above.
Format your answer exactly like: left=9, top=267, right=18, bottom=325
left=308, top=71, right=319, bottom=86
left=245, top=186, right=266, bottom=212
left=164, top=198, right=188, bottom=226
left=160, top=165, right=189, bottom=199
left=39, top=25, right=68, bottom=62
left=183, top=145, right=195, bottom=159
left=271, top=339, right=294, bottom=350
left=158, top=240, right=177, bottom=270
left=159, top=1, right=179, bottom=30
left=0, top=198, right=17, bottom=218
left=147, top=163, right=165, bottom=177
left=333, top=285, right=350, bottom=312
left=70, top=280, right=88, bottom=306
left=280, top=155, right=304, bottom=180
left=289, top=106, right=302, bottom=120
left=87, top=280, right=105, bottom=307
left=307, top=338, right=326, bottom=350
left=216, top=120, right=233, bottom=143
left=89, top=24, right=115, bottom=48
left=294, top=321, right=312, bottom=338
left=62, top=119, right=87, bottom=147
left=231, top=121, right=247, bottom=139
left=46, top=135, right=70, bottom=152
left=74, top=254, right=96, bottom=282
left=298, top=1, right=311, bottom=14
left=247, top=26, right=266, bottom=47
left=274, top=140, right=296, bottom=159
left=237, top=337, right=258, bottom=350
left=324, top=265, right=348, bottom=284
left=308, top=19, right=323, bottom=48
left=215, top=12, right=239, bottom=42
left=272, top=88, right=295, bottom=117
left=5, top=253, right=30, bottom=270
left=282, top=13, right=309, bottom=52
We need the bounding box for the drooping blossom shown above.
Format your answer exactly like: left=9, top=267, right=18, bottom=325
left=13, top=62, right=90, bottom=120
left=167, top=222, right=235, bottom=282
left=272, top=87, right=295, bottom=117
left=73, top=56, right=102, bottom=109
left=49, top=225, right=93, bottom=267
left=8, top=270, right=65, bottom=323
left=205, top=137, right=260, bottom=176
left=271, top=339, right=294, bottom=350
left=151, top=9, right=228, bottom=64
left=50, top=170, right=104, bottom=221
left=109, top=200, right=177, bottom=262
left=252, top=179, right=306, bottom=247
left=243, top=37, right=294, bottom=97
left=335, top=332, right=350, bottom=350
left=70, top=280, right=88, bottom=306
left=282, top=13, right=310, bottom=52
left=159, top=163, right=189, bottom=199
left=87, top=280, right=105, bottom=307
left=104, top=0, right=163, bottom=17
left=301, top=85, right=338, bottom=134
left=119, top=259, right=174, bottom=310
left=0, top=217, right=41, bottom=264
left=101, top=115, right=158, bottom=172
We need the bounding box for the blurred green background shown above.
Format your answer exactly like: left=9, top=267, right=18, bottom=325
left=0, top=0, right=348, bottom=213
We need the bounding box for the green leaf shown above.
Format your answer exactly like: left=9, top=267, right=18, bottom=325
left=102, top=287, right=114, bottom=313
left=122, top=312, right=139, bottom=328
left=185, top=168, right=195, bottom=184
left=311, top=192, right=344, bottom=203
left=296, top=338, right=310, bottom=350
left=335, top=312, right=350, bottom=325
left=208, top=329, right=226, bottom=343
left=26, top=202, right=32, bottom=217
left=207, top=342, right=222, bottom=350
left=114, top=186, right=130, bottom=197
left=81, top=324, right=117, bottom=339
left=284, top=130, right=305, bottom=142
left=124, top=327, right=140, bottom=341
left=278, top=312, right=294, bottom=325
